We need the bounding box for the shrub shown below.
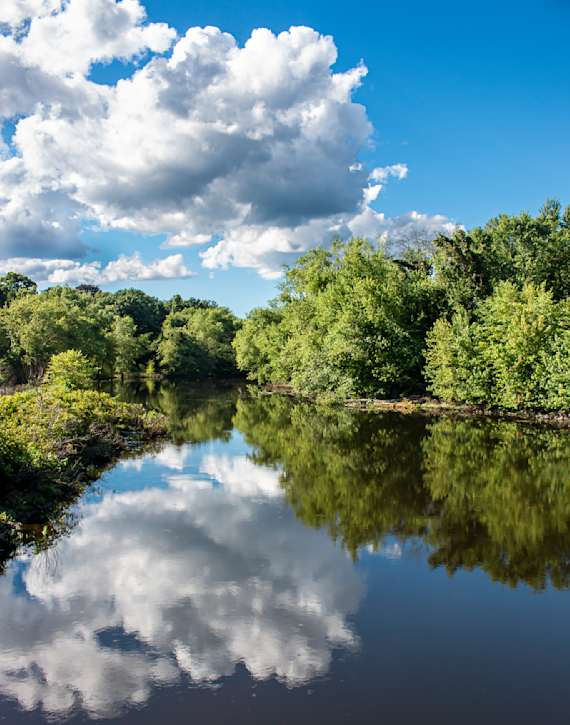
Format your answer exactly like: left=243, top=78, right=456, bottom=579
left=424, top=282, right=570, bottom=409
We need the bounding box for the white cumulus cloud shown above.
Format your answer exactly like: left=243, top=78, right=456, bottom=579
left=0, top=252, right=194, bottom=285
left=0, top=0, right=458, bottom=279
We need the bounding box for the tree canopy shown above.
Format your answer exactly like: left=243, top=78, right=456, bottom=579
left=0, top=283, right=240, bottom=385
left=234, top=199, right=570, bottom=408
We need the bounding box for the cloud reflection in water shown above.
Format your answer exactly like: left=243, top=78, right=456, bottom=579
left=0, top=443, right=364, bottom=719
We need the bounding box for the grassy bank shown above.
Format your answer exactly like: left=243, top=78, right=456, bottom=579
left=0, top=351, right=167, bottom=550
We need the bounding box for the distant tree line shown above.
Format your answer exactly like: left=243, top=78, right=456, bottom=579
left=0, top=277, right=241, bottom=384
left=234, top=199, right=570, bottom=409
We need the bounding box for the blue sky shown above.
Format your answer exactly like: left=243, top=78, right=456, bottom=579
left=1, top=0, right=568, bottom=316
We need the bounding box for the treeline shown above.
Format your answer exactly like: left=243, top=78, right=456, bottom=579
left=235, top=199, right=570, bottom=409
left=0, top=275, right=241, bottom=384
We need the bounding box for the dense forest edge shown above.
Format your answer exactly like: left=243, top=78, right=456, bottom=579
left=236, top=198, right=570, bottom=412
left=1, top=199, right=569, bottom=412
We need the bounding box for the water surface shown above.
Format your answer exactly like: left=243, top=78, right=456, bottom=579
left=1, top=382, right=569, bottom=724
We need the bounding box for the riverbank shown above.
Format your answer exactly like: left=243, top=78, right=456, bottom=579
left=258, top=383, right=570, bottom=426
left=0, top=382, right=167, bottom=552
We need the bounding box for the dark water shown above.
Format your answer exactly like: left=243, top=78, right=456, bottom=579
left=1, top=381, right=570, bottom=724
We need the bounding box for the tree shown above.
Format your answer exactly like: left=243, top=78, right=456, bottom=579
left=424, top=281, right=570, bottom=408
left=0, top=272, right=37, bottom=307
left=157, top=307, right=240, bottom=377
left=44, top=349, right=94, bottom=390
left=433, top=199, right=570, bottom=312
left=234, top=237, right=444, bottom=397
left=112, top=288, right=168, bottom=340
left=112, top=316, right=148, bottom=377
left=0, top=287, right=112, bottom=381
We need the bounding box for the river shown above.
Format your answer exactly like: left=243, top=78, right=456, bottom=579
left=1, top=380, right=569, bottom=724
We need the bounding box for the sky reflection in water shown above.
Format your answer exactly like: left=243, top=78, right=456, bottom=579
left=0, top=436, right=364, bottom=719
left=1, top=384, right=570, bottom=724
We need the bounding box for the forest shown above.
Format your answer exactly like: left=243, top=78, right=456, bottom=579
left=236, top=198, right=570, bottom=409
left=1, top=199, right=570, bottom=410
left=0, top=279, right=241, bottom=384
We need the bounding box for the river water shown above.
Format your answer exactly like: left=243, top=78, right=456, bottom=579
left=1, top=381, right=569, bottom=724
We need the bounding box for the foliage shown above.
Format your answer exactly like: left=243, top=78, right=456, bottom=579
left=44, top=350, right=95, bottom=390
left=425, top=282, right=570, bottom=408
left=111, top=288, right=168, bottom=339
left=434, top=198, right=570, bottom=311
left=234, top=200, right=570, bottom=407
left=0, top=357, right=166, bottom=483
left=0, top=272, right=37, bottom=307
left=0, top=198, right=568, bottom=408
left=0, top=281, right=240, bottom=384
left=235, top=237, right=444, bottom=398
left=112, top=316, right=149, bottom=377
left=157, top=306, right=240, bottom=378
left=0, top=286, right=113, bottom=381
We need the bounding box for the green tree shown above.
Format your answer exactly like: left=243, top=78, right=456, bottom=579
left=233, top=306, right=286, bottom=384
left=157, top=307, right=240, bottom=377
left=44, top=349, right=94, bottom=390
left=0, top=287, right=113, bottom=381
left=235, top=237, right=443, bottom=397
left=112, top=316, right=148, bottom=377
left=0, top=272, right=37, bottom=307
left=434, top=199, right=570, bottom=312
left=112, top=288, right=168, bottom=340
left=424, top=281, right=570, bottom=408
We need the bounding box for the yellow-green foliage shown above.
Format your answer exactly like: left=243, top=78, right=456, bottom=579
left=0, top=351, right=162, bottom=479
left=424, top=282, right=570, bottom=408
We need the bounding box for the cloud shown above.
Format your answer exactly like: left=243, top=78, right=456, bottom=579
left=0, top=252, right=194, bottom=284
left=0, top=444, right=363, bottom=719
left=0, top=0, right=458, bottom=278
left=368, top=163, right=408, bottom=183
left=199, top=207, right=459, bottom=280
left=0, top=0, right=176, bottom=76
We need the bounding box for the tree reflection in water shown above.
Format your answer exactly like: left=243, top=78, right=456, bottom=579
left=234, top=395, right=570, bottom=591
left=4, top=381, right=570, bottom=588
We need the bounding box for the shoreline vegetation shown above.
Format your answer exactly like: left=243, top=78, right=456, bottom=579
left=0, top=351, right=167, bottom=556
left=235, top=199, right=570, bottom=412
left=255, top=383, right=570, bottom=426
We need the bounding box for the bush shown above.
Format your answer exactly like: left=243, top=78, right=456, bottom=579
left=424, top=282, right=570, bottom=409
left=44, top=350, right=94, bottom=390
left=0, top=353, right=165, bottom=481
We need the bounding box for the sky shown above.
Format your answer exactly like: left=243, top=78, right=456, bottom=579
left=0, top=0, right=568, bottom=317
